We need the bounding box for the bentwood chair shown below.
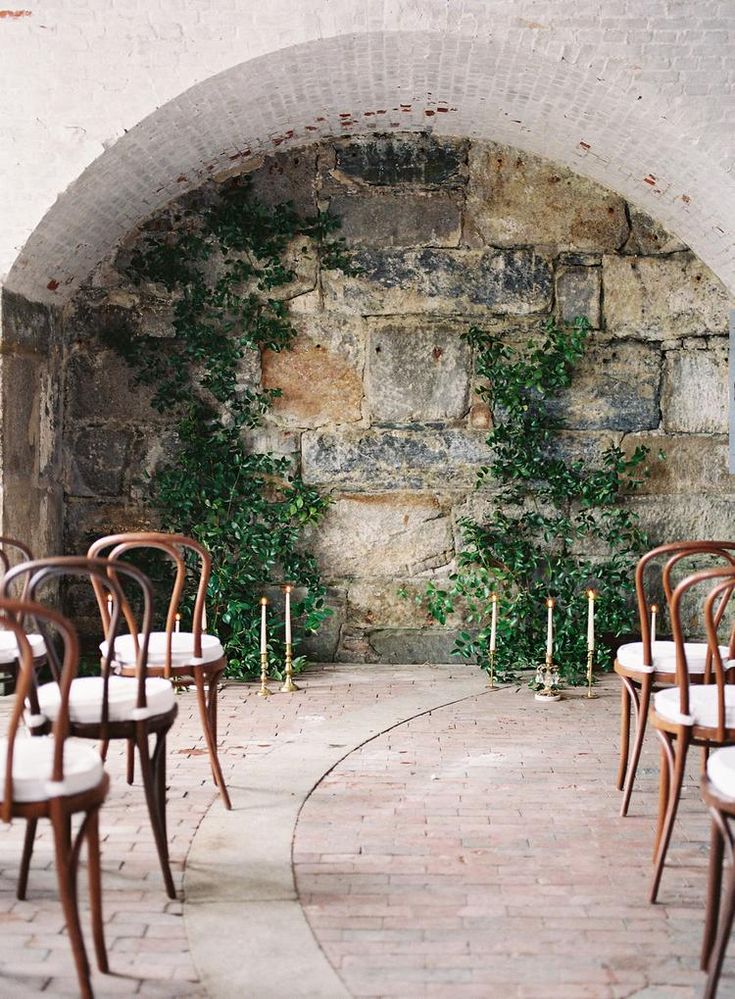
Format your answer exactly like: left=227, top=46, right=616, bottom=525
left=1, top=557, right=179, bottom=898
left=0, top=596, right=109, bottom=999
left=88, top=533, right=232, bottom=810
left=649, top=564, right=735, bottom=904
left=0, top=537, right=46, bottom=686
left=615, top=542, right=735, bottom=817
left=701, top=750, right=735, bottom=998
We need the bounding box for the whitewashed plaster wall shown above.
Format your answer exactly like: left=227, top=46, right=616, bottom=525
left=1, top=1, right=735, bottom=302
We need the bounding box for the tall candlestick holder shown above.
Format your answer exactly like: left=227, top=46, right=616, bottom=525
left=258, top=650, right=272, bottom=697
left=487, top=649, right=496, bottom=688
left=535, top=652, right=561, bottom=702
left=281, top=642, right=299, bottom=693
left=585, top=648, right=598, bottom=699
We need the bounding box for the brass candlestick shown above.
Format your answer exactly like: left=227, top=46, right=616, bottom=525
left=257, top=596, right=272, bottom=697
left=586, top=648, right=598, bottom=699
left=487, top=649, right=496, bottom=688
left=535, top=652, right=561, bottom=702
left=281, top=641, right=299, bottom=693
left=258, top=651, right=272, bottom=697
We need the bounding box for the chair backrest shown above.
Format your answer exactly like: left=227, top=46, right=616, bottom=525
left=0, top=537, right=33, bottom=576
left=634, top=542, right=735, bottom=667
left=0, top=557, right=154, bottom=730
left=87, top=533, right=212, bottom=674
left=670, top=564, right=735, bottom=742
left=0, top=595, right=79, bottom=822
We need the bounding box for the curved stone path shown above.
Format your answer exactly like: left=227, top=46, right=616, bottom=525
left=0, top=664, right=731, bottom=996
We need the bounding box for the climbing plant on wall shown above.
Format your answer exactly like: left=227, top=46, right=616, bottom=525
left=422, top=316, right=651, bottom=686
left=104, top=179, right=352, bottom=679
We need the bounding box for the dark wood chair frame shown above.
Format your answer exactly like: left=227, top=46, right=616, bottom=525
left=649, top=565, right=735, bottom=904
left=700, top=775, right=735, bottom=999
left=88, top=533, right=232, bottom=810
left=1, top=557, right=179, bottom=899
left=615, top=541, right=735, bottom=817
left=0, top=595, right=109, bottom=999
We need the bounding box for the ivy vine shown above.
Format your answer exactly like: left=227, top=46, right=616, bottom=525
left=103, top=179, right=352, bottom=679
left=421, top=316, right=651, bottom=686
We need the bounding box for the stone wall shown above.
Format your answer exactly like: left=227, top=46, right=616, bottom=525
left=62, top=133, right=735, bottom=663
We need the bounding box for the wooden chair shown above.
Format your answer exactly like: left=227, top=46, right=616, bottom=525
left=615, top=541, right=735, bottom=817
left=0, top=537, right=45, bottom=689
left=1, top=557, right=179, bottom=898
left=701, top=753, right=735, bottom=999
left=648, top=564, right=735, bottom=904
left=0, top=595, right=109, bottom=999
left=88, top=533, right=232, bottom=810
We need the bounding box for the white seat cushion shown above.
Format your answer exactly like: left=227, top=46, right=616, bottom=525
left=0, top=631, right=46, bottom=665
left=37, top=675, right=176, bottom=724
left=654, top=684, right=735, bottom=728
left=0, top=734, right=104, bottom=802
left=616, top=641, right=729, bottom=675
left=708, top=746, right=735, bottom=799
left=100, top=631, right=224, bottom=669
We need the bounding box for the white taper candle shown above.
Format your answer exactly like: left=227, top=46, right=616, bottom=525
left=650, top=604, right=658, bottom=647
left=490, top=593, right=498, bottom=652
left=284, top=584, right=293, bottom=645
left=586, top=589, right=596, bottom=651
left=546, top=598, right=555, bottom=657
left=260, top=597, right=268, bottom=654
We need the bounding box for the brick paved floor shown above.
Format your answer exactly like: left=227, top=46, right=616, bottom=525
left=0, top=668, right=729, bottom=997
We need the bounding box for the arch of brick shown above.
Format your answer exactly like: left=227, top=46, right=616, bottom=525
left=1, top=4, right=734, bottom=553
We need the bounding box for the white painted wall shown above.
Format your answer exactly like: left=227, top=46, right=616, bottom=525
left=1, top=1, right=735, bottom=302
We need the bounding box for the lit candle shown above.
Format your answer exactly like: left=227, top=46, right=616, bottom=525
left=202, top=604, right=207, bottom=634
left=546, top=598, right=555, bottom=657
left=260, top=596, right=268, bottom=654
left=284, top=584, right=293, bottom=645
left=175, top=612, right=181, bottom=633
left=586, top=589, right=596, bottom=652
left=106, top=594, right=113, bottom=619
left=490, top=593, right=498, bottom=652
left=650, top=604, right=658, bottom=646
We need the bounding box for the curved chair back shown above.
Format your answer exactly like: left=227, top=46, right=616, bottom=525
left=0, top=557, right=154, bottom=734
left=670, top=564, right=735, bottom=743
left=88, top=533, right=212, bottom=675
left=0, top=596, right=79, bottom=823
left=635, top=542, right=735, bottom=668
left=0, top=537, right=33, bottom=577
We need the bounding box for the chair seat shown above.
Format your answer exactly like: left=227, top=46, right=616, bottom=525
left=0, top=735, right=104, bottom=803
left=708, top=746, right=735, bottom=799
left=616, top=640, right=729, bottom=675
left=100, top=631, right=224, bottom=669
left=0, top=631, right=46, bottom=665
left=37, top=676, right=176, bottom=725
left=654, top=684, right=735, bottom=728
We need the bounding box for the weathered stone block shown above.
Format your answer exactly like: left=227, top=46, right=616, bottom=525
left=623, top=207, right=688, bottom=255
left=298, top=586, right=346, bottom=663
left=323, top=247, right=553, bottom=316
left=328, top=189, right=461, bottom=248
left=627, top=496, right=735, bottom=547
left=548, top=341, right=661, bottom=431
left=301, top=428, right=492, bottom=490
left=556, top=266, right=601, bottom=327
left=623, top=433, right=732, bottom=494
left=306, top=493, right=453, bottom=578
left=2, top=290, right=59, bottom=351
left=603, top=253, right=732, bottom=338
left=67, top=426, right=133, bottom=497
left=367, top=629, right=460, bottom=664
left=662, top=344, right=729, bottom=433
left=64, top=499, right=156, bottom=556
left=366, top=320, right=471, bottom=424
left=466, top=143, right=629, bottom=252
left=332, top=135, right=467, bottom=187
left=66, top=348, right=166, bottom=423
left=262, top=316, right=365, bottom=428
left=246, top=148, right=319, bottom=216
left=347, top=579, right=461, bottom=630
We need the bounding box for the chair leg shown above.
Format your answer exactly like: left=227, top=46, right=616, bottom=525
left=50, top=803, right=93, bottom=999
left=126, top=739, right=135, bottom=785
left=704, top=818, right=735, bottom=999
left=193, top=669, right=231, bottom=810
left=136, top=725, right=176, bottom=899
left=17, top=817, right=38, bottom=900
left=702, top=809, right=728, bottom=971
left=86, top=806, right=109, bottom=974
left=620, top=675, right=651, bottom=817
left=617, top=678, right=632, bottom=791
left=650, top=729, right=689, bottom=903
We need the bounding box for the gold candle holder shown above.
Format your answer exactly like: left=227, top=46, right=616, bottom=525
left=535, top=651, right=561, bottom=702
left=281, top=641, right=299, bottom=693
left=487, top=649, right=496, bottom=689
left=586, top=647, right=598, bottom=699
left=258, top=596, right=272, bottom=698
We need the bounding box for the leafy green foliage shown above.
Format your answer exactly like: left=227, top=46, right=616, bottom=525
left=104, top=179, right=350, bottom=678
left=421, top=317, right=650, bottom=686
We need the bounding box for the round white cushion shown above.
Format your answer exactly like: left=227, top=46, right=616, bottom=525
left=100, top=631, right=224, bottom=669
left=0, top=631, right=46, bottom=665
left=0, top=735, right=104, bottom=802
left=616, top=640, right=730, bottom=675
left=37, top=675, right=176, bottom=724
left=708, top=746, right=735, bottom=800
left=654, top=684, right=735, bottom=728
